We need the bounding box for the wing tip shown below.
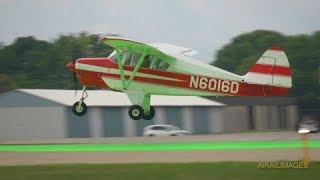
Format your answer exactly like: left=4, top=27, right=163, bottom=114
left=99, top=37, right=108, bottom=42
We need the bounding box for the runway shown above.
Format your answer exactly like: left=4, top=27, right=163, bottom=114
left=0, top=131, right=319, bottom=165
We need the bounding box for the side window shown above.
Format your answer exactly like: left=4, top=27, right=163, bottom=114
left=150, top=57, right=169, bottom=71
left=151, top=126, right=160, bottom=130
left=140, top=55, right=152, bottom=68
left=159, top=62, right=169, bottom=70
left=151, top=58, right=161, bottom=69
left=109, top=51, right=169, bottom=70
left=109, top=51, right=118, bottom=62
left=157, top=126, right=166, bottom=130
left=130, top=53, right=142, bottom=67
left=113, top=51, right=141, bottom=67
left=122, top=52, right=132, bottom=65
left=152, top=126, right=166, bottom=130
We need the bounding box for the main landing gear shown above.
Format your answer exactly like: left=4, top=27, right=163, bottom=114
left=128, top=105, right=155, bottom=120
left=71, top=88, right=155, bottom=120
left=72, top=86, right=88, bottom=116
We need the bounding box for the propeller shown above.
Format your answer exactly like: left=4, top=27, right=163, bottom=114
left=73, top=71, right=78, bottom=96
left=71, top=48, right=82, bottom=96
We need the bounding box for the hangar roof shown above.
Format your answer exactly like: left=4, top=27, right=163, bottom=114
left=13, top=89, right=224, bottom=107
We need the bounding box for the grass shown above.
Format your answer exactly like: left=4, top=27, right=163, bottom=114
left=0, top=162, right=318, bottom=180
left=0, top=140, right=320, bottom=152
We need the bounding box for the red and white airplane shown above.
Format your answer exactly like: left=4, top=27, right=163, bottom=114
left=66, top=37, right=292, bottom=120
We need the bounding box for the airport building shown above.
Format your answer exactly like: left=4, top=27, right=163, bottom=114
left=0, top=89, right=299, bottom=140
left=0, top=89, right=224, bottom=140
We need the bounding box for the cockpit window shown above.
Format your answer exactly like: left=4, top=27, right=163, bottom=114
left=140, top=55, right=152, bottom=68
left=122, top=51, right=131, bottom=65
left=109, top=51, right=118, bottom=62
left=129, top=53, right=142, bottom=66
left=108, top=50, right=169, bottom=70
left=151, top=57, right=169, bottom=70
left=159, top=62, right=169, bottom=70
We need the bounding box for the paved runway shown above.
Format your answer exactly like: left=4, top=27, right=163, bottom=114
left=0, top=131, right=319, bottom=165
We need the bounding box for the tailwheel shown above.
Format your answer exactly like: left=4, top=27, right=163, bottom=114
left=72, top=101, right=87, bottom=116
left=129, top=105, right=144, bottom=120
left=143, top=106, right=155, bottom=120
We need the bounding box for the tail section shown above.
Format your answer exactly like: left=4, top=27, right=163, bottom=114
left=244, top=47, right=292, bottom=96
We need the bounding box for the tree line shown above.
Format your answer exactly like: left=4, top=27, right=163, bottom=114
left=0, top=30, right=319, bottom=110
left=0, top=32, right=115, bottom=92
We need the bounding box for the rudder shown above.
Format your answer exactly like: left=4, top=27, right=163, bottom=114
left=244, top=47, right=292, bottom=95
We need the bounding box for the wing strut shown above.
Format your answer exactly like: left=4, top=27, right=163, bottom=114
left=115, top=47, right=147, bottom=90
left=115, top=47, right=126, bottom=90
left=125, top=50, right=147, bottom=89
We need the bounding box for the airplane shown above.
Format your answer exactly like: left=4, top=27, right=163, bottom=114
left=66, top=37, right=292, bottom=120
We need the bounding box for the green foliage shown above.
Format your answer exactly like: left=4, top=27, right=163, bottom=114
left=0, top=32, right=115, bottom=91
left=214, top=30, right=285, bottom=72
left=212, top=30, right=320, bottom=109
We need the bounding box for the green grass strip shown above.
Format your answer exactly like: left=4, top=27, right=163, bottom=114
left=0, top=162, right=319, bottom=180
left=0, top=140, right=319, bottom=152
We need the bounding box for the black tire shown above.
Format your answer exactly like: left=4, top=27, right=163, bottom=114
left=128, top=105, right=144, bottom=120
left=72, top=101, right=87, bottom=116
left=143, top=106, right=155, bottom=120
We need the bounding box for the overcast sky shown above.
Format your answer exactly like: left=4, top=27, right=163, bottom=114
left=1, top=0, right=320, bottom=62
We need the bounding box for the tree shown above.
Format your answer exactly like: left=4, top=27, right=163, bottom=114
left=212, top=30, right=320, bottom=110
left=0, top=33, right=116, bottom=92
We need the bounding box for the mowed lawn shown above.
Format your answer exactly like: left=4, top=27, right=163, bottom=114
left=0, top=162, right=319, bottom=180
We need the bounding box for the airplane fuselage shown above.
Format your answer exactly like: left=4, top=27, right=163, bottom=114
left=67, top=56, right=289, bottom=97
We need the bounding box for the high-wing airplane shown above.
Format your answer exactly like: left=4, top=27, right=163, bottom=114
left=66, top=37, right=292, bottom=120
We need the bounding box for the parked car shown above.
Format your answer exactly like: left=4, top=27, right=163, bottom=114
left=143, top=125, right=190, bottom=136
left=298, top=115, right=319, bottom=133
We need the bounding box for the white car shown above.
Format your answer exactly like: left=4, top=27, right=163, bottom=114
left=298, top=115, right=319, bottom=133
left=143, top=125, right=189, bottom=136
left=298, top=119, right=319, bottom=133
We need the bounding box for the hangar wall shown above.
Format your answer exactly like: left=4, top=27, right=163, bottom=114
left=223, top=105, right=298, bottom=132
left=0, top=107, right=66, bottom=140
left=64, top=106, right=224, bottom=138
left=223, top=106, right=250, bottom=132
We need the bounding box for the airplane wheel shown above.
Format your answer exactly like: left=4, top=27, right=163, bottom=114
left=72, top=101, right=87, bottom=116
left=143, top=106, right=155, bottom=120
left=129, top=105, right=144, bottom=120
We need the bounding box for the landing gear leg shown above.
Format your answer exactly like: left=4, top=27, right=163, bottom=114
left=128, top=105, right=155, bottom=120
left=143, top=106, right=155, bottom=120
left=72, top=86, right=88, bottom=116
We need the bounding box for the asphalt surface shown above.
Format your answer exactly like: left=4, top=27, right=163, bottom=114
left=0, top=131, right=319, bottom=165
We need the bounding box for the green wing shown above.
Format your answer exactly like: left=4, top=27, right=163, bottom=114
left=100, top=37, right=175, bottom=61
